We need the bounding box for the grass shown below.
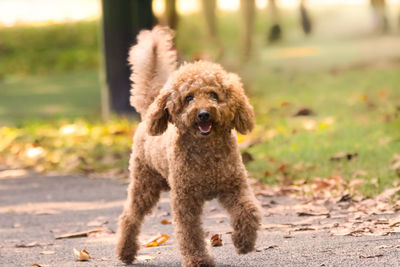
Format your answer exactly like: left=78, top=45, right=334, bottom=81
left=1, top=6, right=400, bottom=196
left=0, top=20, right=99, bottom=78
left=245, top=67, right=400, bottom=197
left=0, top=71, right=101, bottom=124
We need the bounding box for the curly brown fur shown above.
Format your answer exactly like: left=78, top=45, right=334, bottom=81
left=117, top=26, right=261, bottom=267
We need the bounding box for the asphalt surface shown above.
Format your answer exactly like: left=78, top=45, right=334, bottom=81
left=1, top=173, right=400, bottom=267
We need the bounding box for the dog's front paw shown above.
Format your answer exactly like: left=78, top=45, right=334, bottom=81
left=183, top=255, right=215, bottom=267
left=116, top=239, right=139, bottom=264
left=232, top=230, right=256, bottom=254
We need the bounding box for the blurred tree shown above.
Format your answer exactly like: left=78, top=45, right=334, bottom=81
left=101, top=0, right=155, bottom=117
left=267, top=0, right=312, bottom=43
left=300, top=0, right=312, bottom=35
left=267, top=0, right=281, bottom=42
left=370, top=0, right=389, bottom=33
left=241, top=0, right=255, bottom=60
left=165, top=0, right=178, bottom=29
left=202, top=0, right=217, bottom=39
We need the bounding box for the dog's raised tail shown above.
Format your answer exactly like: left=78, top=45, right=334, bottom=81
left=128, top=26, right=177, bottom=117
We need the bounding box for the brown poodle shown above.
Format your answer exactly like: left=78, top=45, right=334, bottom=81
left=116, top=26, right=261, bottom=267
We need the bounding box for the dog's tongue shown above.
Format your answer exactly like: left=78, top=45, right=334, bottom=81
left=198, top=121, right=212, bottom=133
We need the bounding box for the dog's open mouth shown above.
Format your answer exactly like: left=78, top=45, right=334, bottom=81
left=198, top=121, right=212, bottom=136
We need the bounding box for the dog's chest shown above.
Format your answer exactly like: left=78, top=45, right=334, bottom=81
left=177, top=146, right=238, bottom=181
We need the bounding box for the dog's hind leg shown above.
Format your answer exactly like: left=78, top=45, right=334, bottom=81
left=218, top=186, right=261, bottom=254
left=116, top=159, right=168, bottom=264
left=171, top=192, right=215, bottom=267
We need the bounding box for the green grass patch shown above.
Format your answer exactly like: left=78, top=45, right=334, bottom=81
left=244, top=67, right=400, bottom=197
left=0, top=71, right=101, bottom=124
left=0, top=20, right=99, bottom=78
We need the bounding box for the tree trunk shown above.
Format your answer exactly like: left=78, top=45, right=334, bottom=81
left=100, top=0, right=155, bottom=116
left=241, top=0, right=255, bottom=60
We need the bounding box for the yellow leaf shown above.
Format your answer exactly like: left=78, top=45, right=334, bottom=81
left=73, top=248, right=91, bottom=261
left=142, top=234, right=169, bottom=247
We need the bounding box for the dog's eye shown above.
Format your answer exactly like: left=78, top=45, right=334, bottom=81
left=185, top=95, right=194, bottom=103
left=210, top=92, right=218, bottom=101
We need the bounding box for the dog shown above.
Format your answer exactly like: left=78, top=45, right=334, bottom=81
left=116, top=26, right=261, bottom=267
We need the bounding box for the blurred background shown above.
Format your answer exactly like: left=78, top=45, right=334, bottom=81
left=0, top=0, right=399, bottom=197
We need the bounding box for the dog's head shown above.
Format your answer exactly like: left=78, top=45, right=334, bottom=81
left=146, top=61, right=254, bottom=137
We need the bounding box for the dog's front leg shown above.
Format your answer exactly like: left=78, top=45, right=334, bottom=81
left=116, top=162, right=166, bottom=264
left=219, top=186, right=261, bottom=254
left=171, top=192, right=215, bottom=267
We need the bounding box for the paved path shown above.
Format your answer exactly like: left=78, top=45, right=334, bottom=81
left=1, top=173, right=399, bottom=266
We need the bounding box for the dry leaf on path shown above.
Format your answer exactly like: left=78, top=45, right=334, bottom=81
left=160, top=219, right=171, bottom=225
left=73, top=248, right=91, bottom=261
left=256, top=245, right=278, bottom=252
left=15, top=242, right=53, bottom=248
left=297, top=212, right=329, bottom=217
left=15, top=242, right=39, bottom=248
left=359, top=254, right=383, bottom=259
left=142, top=234, right=169, bottom=247
left=210, top=234, right=223, bottom=247
left=55, top=228, right=104, bottom=239
left=40, top=250, right=55, bottom=255
left=294, top=227, right=316, bottom=231
left=136, top=255, right=155, bottom=262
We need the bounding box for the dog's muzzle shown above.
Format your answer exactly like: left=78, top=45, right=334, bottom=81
left=197, top=110, right=212, bottom=136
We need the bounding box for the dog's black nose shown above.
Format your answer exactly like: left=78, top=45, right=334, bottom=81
left=198, top=110, right=210, bottom=121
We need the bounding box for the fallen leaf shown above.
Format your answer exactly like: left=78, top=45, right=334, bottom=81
left=256, top=245, right=277, bottom=252
left=330, top=152, right=358, bottom=161
left=40, top=250, right=55, bottom=255
left=32, top=264, right=42, bottom=267
left=338, top=194, right=352, bottom=203
left=15, top=242, right=39, bottom=248
left=92, top=257, right=108, bottom=262
left=302, top=119, right=316, bottom=130
left=293, top=107, right=315, bottom=117
left=142, top=234, right=169, bottom=247
left=136, top=255, right=155, bottom=262
left=15, top=242, right=52, bottom=248
left=378, top=245, right=393, bottom=249
left=33, top=209, right=59, bottom=215
left=210, top=234, right=223, bottom=247
left=160, top=219, right=171, bottom=225
left=157, top=211, right=170, bottom=217
left=297, top=212, right=329, bottom=217
left=294, top=227, right=315, bottom=231
left=73, top=248, right=91, bottom=261
left=55, top=228, right=103, bottom=239
left=359, top=254, right=383, bottom=259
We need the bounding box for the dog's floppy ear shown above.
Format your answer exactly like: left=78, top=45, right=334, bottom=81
left=225, top=73, right=255, bottom=134
left=146, top=89, right=171, bottom=136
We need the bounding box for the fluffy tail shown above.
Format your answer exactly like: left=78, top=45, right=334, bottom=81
left=128, top=26, right=177, bottom=117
